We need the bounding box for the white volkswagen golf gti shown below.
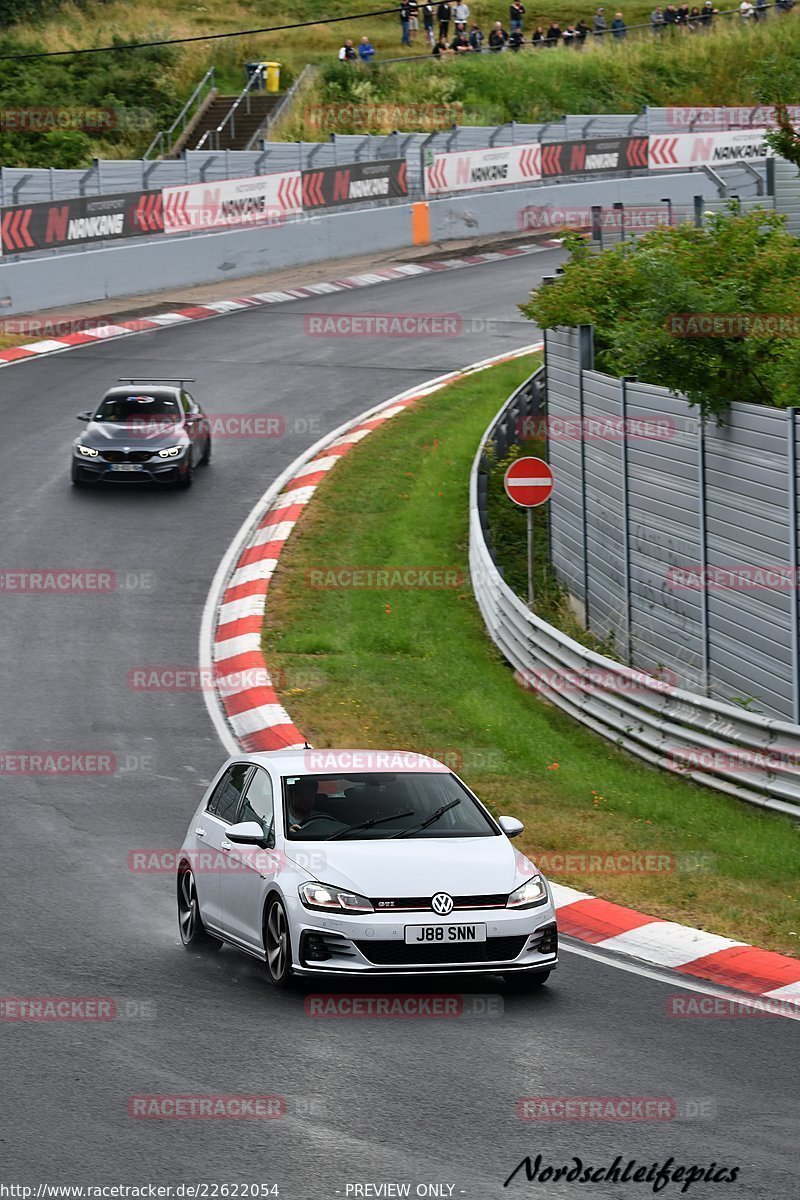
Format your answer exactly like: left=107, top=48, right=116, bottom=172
left=177, top=749, right=558, bottom=987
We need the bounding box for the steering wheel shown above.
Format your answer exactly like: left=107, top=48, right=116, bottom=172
left=289, top=814, right=343, bottom=833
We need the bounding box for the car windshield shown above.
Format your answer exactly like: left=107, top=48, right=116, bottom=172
left=93, top=393, right=181, bottom=422
left=282, top=772, right=498, bottom=840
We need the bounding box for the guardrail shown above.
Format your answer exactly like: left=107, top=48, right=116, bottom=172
left=469, top=365, right=800, bottom=817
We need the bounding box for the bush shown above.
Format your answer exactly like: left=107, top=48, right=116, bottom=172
left=522, top=209, right=800, bottom=419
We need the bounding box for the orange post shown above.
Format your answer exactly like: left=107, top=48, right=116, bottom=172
left=411, top=201, right=430, bottom=246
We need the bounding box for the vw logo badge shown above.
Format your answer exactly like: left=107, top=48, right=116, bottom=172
left=431, top=892, right=454, bottom=915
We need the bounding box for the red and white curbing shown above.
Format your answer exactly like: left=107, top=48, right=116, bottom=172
left=202, top=348, right=800, bottom=1007
left=202, top=345, right=541, bottom=754
left=0, top=243, right=554, bottom=368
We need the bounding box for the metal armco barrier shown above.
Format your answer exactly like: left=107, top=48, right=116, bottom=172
left=469, top=367, right=800, bottom=818
left=0, top=190, right=162, bottom=254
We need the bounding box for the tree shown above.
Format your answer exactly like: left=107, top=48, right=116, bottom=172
left=521, top=209, right=800, bottom=420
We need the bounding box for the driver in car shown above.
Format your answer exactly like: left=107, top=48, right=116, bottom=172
left=287, top=777, right=327, bottom=833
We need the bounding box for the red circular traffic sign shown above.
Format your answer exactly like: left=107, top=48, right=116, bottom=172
left=503, top=456, right=554, bottom=508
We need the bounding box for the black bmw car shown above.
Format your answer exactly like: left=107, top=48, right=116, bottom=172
left=71, top=380, right=211, bottom=488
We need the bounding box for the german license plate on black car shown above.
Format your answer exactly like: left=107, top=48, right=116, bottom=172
left=404, top=923, right=487, bottom=944
left=111, top=464, right=144, bottom=472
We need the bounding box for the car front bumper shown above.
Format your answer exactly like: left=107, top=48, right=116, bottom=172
left=288, top=901, right=558, bottom=977
left=72, top=454, right=189, bottom=483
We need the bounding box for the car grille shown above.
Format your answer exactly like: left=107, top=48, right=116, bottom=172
left=101, top=450, right=154, bottom=463
left=353, top=936, right=528, bottom=966
left=371, top=894, right=508, bottom=912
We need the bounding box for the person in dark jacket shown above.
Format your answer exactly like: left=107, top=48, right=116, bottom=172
left=437, top=1, right=451, bottom=39
left=422, top=3, right=436, bottom=42
left=594, top=6, right=608, bottom=34
left=532, top=24, right=545, bottom=44
left=611, top=11, right=627, bottom=36
left=575, top=18, right=590, bottom=43
left=400, top=2, right=411, bottom=45
left=432, top=33, right=453, bottom=55
left=451, top=28, right=471, bottom=50
left=469, top=21, right=484, bottom=48
left=546, top=20, right=561, bottom=42
left=509, top=0, right=526, bottom=33
left=489, top=21, right=509, bottom=48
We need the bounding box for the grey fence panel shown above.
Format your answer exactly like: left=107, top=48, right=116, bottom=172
left=582, top=370, right=627, bottom=647
left=773, top=156, right=800, bottom=235
left=472, top=362, right=800, bottom=817
left=544, top=327, right=588, bottom=607
left=545, top=325, right=800, bottom=722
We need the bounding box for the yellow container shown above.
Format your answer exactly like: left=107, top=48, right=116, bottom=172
left=264, top=61, right=281, bottom=93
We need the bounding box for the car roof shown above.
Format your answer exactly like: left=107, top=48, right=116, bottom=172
left=101, top=384, right=182, bottom=399
left=244, top=748, right=450, bottom=774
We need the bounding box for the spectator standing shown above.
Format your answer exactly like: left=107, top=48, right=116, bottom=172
left=359, top=34, right=376, bottom=61
left=408, top=0, right=420, bottom=40
left=754, top=0, right=768, bottom=16
left=576, top=17, right=590, bottom=43
left=454, top=1, right=470, bottom=32
left=400, top=3, right=411, bottom=45
left=338, top=38, right=358, bottom=60
left=546, top=19, right=561, bottom=41
left=532, top=24, right=545, bottom=44
left=651, top=5, right=665, bottom=31
left=663, top=3, right=678, bottom=28
left=701, top=0, right=714, bottom=23
left=437, top=1, right=451, bottom=39
left=676, top=2, right=690, bottom=24
left=423, top=3, right=436, bottom=42
left=509, top=1, right=526, bottom=34
left=594, top=6, right=607, bottom=34
left=688, top=5, right=702, bottom=27
left=489, top=21, right=509, bottom=48
left=611, top=10, right=627, bottom=36
left=739, top=0, right=754, bottom=18
left=509, top=27, right=525, bottom=48
left=562, top=23, right=577, bottom=44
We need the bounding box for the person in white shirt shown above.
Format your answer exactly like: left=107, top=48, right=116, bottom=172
left=454, top=1, right=470, bottom=32
left=739, top=0, right=754, bottom=17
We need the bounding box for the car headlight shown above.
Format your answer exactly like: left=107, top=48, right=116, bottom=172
left=76, top=444, right=99, bottom=458
left=158, top=445, right=183, bottom=458
left=507, top=876, right=548, bottom=909
left=298, top=881, right=374, bottom=913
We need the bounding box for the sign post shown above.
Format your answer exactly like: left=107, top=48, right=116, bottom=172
left=503, top=456, right=554, bottom=610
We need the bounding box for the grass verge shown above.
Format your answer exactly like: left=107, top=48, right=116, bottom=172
left=262, top=353, right=800, bottom=955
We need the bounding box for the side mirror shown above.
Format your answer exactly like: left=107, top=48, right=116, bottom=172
left=76, top=411, right=92, bottom=422
left=225, top=820, right=267, bottom=846
left=498, top=815, right=524, bottom=839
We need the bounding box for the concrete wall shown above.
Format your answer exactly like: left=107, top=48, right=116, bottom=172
left=0, top=169, right=767, bottom=316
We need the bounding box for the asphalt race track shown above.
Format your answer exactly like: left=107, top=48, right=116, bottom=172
left=0, top=249, right=796, bottom=1198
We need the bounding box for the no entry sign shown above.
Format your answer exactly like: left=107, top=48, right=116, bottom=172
left=503, top=456, right=554, bottom=508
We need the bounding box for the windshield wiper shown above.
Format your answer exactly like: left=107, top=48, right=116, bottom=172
left=390, top=797, right=461, bottom=838
left=325, top=809, right=415, bottom=841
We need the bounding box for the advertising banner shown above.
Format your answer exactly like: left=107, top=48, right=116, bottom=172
left=424, top=143, right=541, bottom=195
left=540, top=137, right=649, bottom=178
left=162, top=172, right=302, bottom=234
left=648, top=129, right=774, bottom=171
left=0, top=190, right=162, bottom=256
left=300, top=159, right=407, bottom=210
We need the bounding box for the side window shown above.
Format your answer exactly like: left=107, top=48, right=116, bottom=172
left=239, top=767, right=275, bottom=843
left=206, top=763, right=251, bottom=822
left=180, top=391, right=192, bottom=415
